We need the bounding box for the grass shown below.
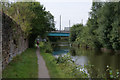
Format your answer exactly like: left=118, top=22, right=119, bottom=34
left=2, top=48, right=38, bottom=78
left=40, top=50, right=70, bottom=78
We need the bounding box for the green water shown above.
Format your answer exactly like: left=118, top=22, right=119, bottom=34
left=52, top=42, right=120, bottom=78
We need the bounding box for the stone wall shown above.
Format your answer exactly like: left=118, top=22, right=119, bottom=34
left=2, top=13, right=28, bottom=69
left=0, top=11, right=2, bottom=78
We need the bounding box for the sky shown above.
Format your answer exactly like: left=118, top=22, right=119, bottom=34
left=37, top=0, right=92, bottom=30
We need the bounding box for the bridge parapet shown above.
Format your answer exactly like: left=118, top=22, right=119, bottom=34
left=50, top=30, right=70, bottom=33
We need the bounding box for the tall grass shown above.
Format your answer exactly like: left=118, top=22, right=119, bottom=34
left=40, top=51, right=71, bottom=78
left=2, top=48, right=38, bottom=78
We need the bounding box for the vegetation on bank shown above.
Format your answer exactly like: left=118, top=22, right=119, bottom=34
left=55, top=54, right=89, bottom=78
left=70, top=2, right=120, bottom=51
left=41, top=43, right=120, bottom=79
left=38, top=41, right=69, bottom=78
left=41, top=52, right=69, bottom=78
left=2, top=48, right=38, bottom=78
left=39, top=41, right=120, bottom=78
left=57, top=54, right=120, bottom=78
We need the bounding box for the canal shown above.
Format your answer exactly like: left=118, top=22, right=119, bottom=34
left=51, top=41, right=120, bottom=78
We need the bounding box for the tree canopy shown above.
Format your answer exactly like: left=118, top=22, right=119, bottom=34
left=70, top=2, right=120, bottom=51
left=2, top=2, right=55, bottom=47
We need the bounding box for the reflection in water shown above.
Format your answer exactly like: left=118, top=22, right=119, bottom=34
left=53, top=49, right=69, bottom=55
left=71, top=56, right=88, bottom=66
left=52, top=42, right=120, bottom=78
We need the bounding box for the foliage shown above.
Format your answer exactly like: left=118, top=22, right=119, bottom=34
left=40, top=51, right=70, bottom=78
left=55, top=54, right=89, bottom=78
left=106, top=65, right=120, bottom=79
left=2, top=48, right=38, bottom=78
left=39, top=42, right=45, bottom=48
left=96, top=2, right=120, bottom=50
left=41, top=41, right=53, bottom=53
left=70, top=2, right=120, bottom=51
left=44, top=41, right=53, bottom=53
left=35, top=40, right=53, bottom=53
left=28, top=2, right=55, bottom=47
left=55, top=54, right=120, bottom=78
left=2, top=2, right=34, bottom=37
left=70, top=24, right=83, bottom=42
left=1, top=2, right=55, bottom=47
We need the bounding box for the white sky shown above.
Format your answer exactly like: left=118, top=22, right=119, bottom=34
left=36, top=0, right=92, bottom=30
left=8, top=0, right=92, bottom=30
left=7, top=0, right=118, bottom=30
left=37, top=0, right=93, bottom=30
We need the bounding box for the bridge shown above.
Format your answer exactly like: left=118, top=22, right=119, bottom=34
left=47, top=30, right=70, bottom=37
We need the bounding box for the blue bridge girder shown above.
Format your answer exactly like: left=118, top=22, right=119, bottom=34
left=47, top=32, right=70, bottom=37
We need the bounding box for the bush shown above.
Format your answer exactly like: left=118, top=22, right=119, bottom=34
left=55, top=54, right=89, bottom=78
left=35, top=41, right=53, bottom=53
left=44, top=41, right=53, bottom=53
left=55, top=54, right=120, bottom=78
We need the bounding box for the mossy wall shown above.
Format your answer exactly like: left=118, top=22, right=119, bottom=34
left=2, top=13, right=28, bottom=69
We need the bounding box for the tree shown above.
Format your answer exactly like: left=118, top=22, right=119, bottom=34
left=97, top=2, right=115, bottom=49
left=70, top=24, right=83, bottom=42
left=28, top=2, right=55, bottom=47
left=70, top=2, right=120, bottom=51
left=86, top=2, right=103, bottom=48
left=3, top=2, right=55, bottom=47
left=110, top=2, right=120, bottom=50
left=7, top=2, right=34, bottom=37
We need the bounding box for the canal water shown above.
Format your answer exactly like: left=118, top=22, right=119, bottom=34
left=52, top=42, right=120, bottom=78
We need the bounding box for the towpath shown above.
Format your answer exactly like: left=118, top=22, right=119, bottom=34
left=36, top=48, right=50, bottom=78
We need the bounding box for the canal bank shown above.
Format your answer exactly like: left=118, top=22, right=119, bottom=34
left=40, top=49, right=71, bottom=78
left=33, top=39, right=120, bottom=78
left=49, top=40, right=120, bottom=78
left=71, top=42, right=120, bottom=54
left=38, top=40, right=89, bottom=78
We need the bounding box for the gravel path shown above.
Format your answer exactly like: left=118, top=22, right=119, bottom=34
left=36, top=48, right=50, bottom=78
